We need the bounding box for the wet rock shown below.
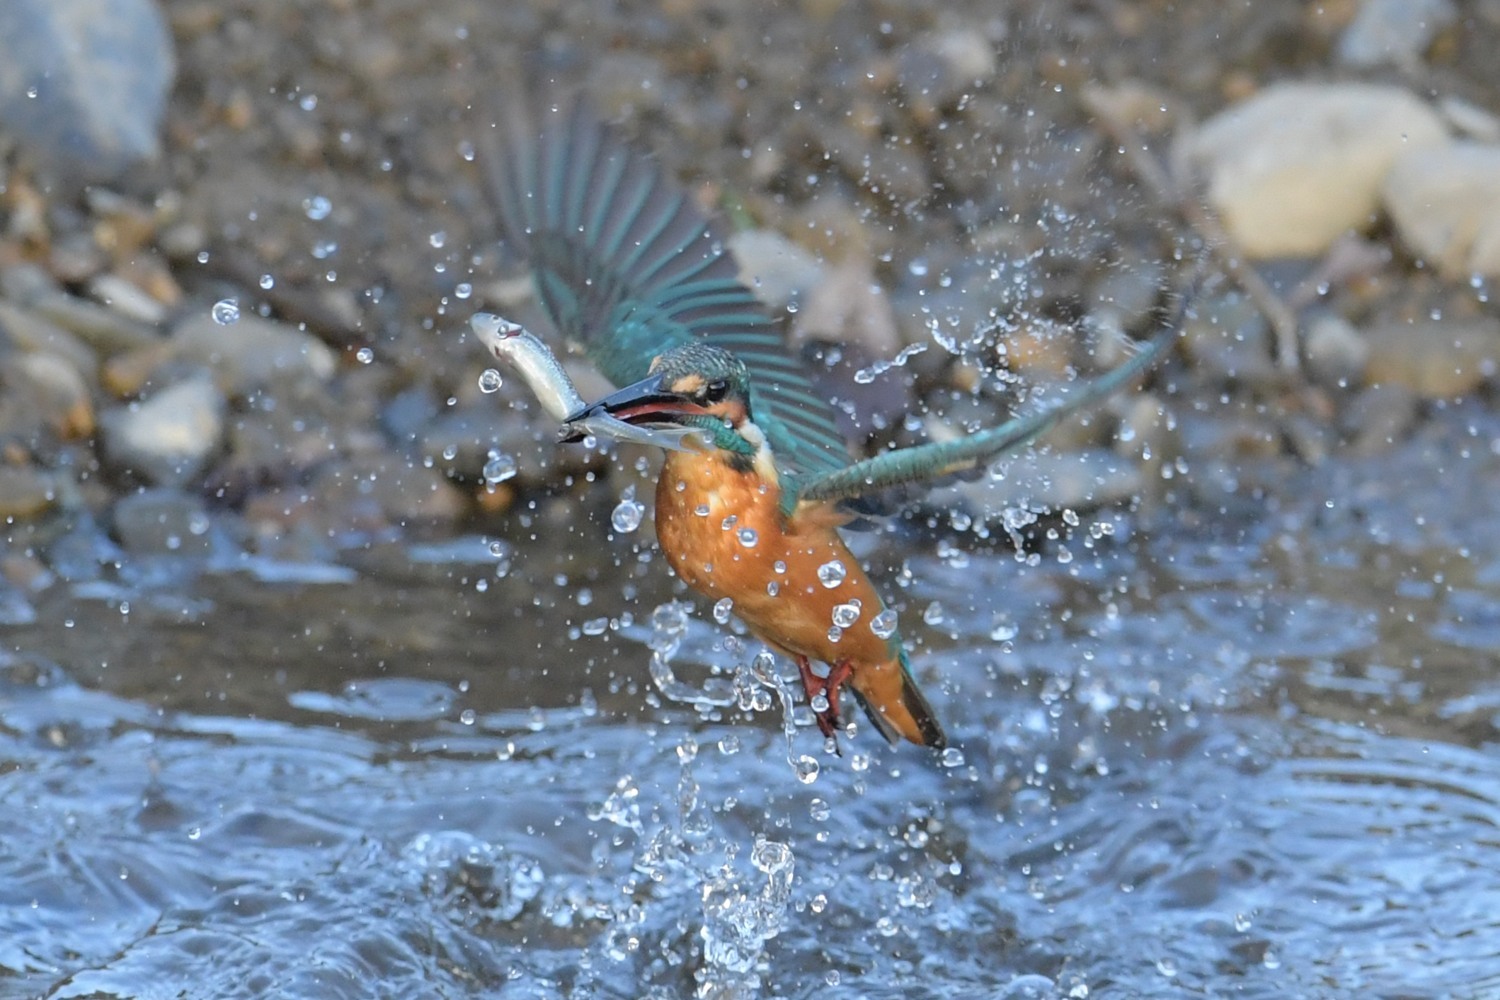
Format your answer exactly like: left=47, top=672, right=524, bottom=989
left=88, top=273, right=168, bottom=326
left=1341, top=382, right=1419, bottom=454
left=1337, top=0, right=1456, bottom=69
left=0, top=300, right=99, bottom=379
left=172, top=311, right=337, bottom=397
left=728, top=229, right=824, bottom=311
left=307, top=452, right=467, bottom=529
left=112, top=488, right=212, bottom=556
left=1180, top=294, right=1276, bottom=383
left=0, top=0, right=176, bottom=183
left=100, top=373, right=226, bottom=487
left=1363, top=318, right=1500, bottom=397
left=949, top=448, right=1144, bottom=518
left=1184, top=83, right=1448, bottom=259
left=8, top=352, right=95, bottom=438
left=1303, top=312, right=1370, bottom=388
left=1, top=264, right=161, bottom=355
left=1383, top=142, right=1500, bottom=279
left=0, top=464, right=57, bottom=520
left=1087, top=260, right=1168, bottom=336
left=792, top=256, right=901, bottom=356
left=897, top=24, right=1000, bottom=112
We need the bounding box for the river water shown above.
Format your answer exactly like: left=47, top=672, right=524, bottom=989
left=3, top=404, right=1499, bottom=998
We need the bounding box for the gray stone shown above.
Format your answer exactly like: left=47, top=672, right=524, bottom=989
left=1363, top=317, right=1500, bottom=397
left=1337, top=0, right=1456, bottom=69
left=0, top=0, right=176, bottom=183
left=945, top=447, right=1144, bottom=521
left=728, top=229, right=825, bottom=311
left=1183, top=83, right=1449, bottom=259
left=1383, top=142, right=1500, bottom=279
left=112, top=488, right=213, bottom=556
left=0, top=465, right=57, bottom=520
left=1304, top=312, right=1371, bottom=387
left=101, top=374, right=226, bottom=487
left=1341, top=383, right=1419, bottom=454
left=1180, top=294, right=1277, bottom=383
left=172, top=311, right=338, bottom=396
left=0, top=300, right=99, bottom=378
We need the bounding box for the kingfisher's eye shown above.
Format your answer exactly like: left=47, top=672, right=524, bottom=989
left=702, top=379, right=729, bottom=403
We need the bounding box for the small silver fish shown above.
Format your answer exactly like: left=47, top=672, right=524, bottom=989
left=470, top=313, right=704, bottom=452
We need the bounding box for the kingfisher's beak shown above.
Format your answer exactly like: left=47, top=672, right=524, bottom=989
left=559, top=372, right=707, bottom=443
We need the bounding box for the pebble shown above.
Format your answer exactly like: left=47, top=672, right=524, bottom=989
left=10, top=352, right=95, bottom=438
left=1303, top=312, right=1371, bottom=388
left=1184, top=83, right=1449, bottom=259
left=1341, top=383, right=1419, bottom=454
left=1336, top=0, right=1457, bottom=69
left=948, top=448, right=1144, bottom=520
left=0, top=300, right=99, bottom=379
left=792, top=256, right=901, bottom=356
left=1179, top=294, right=1277, bottom=383
left=1383, top=142, right=1500, bottom=279
left=728, top=229, right=825, bottom=312
left=0, top=0, right=176, bottom=183
left=0, top=464, right=58, bottom=520
left=100, top=373, right=226, bottom=487
left=1, top=264, right=162, bottom=355
left=172, top=310, right=337, bottom=396
left=1362, top=318, right=1500, bottom=397
left=112, top=488, right=213, bottom=556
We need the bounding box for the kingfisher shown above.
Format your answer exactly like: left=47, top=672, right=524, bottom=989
left=480, top=100, right=1185, bottom=749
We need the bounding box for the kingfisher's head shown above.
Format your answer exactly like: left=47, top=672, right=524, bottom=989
left=561, top=343, right=757, bottom=450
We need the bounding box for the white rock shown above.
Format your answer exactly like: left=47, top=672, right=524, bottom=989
left=1383, top=142, right=1500, bottom=278
left=102, top=374, right=226, bottom=486
left=728, top=229, right=825, bottom=311
left=1184, top=83, right=1449, bottom=259
left=173, top=310, right=338, bottom=396
left=1337, top=0, right=1456, bottom=69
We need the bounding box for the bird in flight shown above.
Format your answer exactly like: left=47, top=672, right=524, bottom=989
left=479, top=100, right=1185, bottom=750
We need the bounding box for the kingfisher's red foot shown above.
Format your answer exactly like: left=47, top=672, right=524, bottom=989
left=794, top=655, right=854, bottom=740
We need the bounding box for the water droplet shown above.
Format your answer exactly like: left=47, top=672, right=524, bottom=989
left=793, top=755, right=819, bottom=783
left=211, top=298, right=240, bottom=325
left=611, top=494, right=644, bottom=533
left=941, top=747, right=965, bottom=768
left=713, top=597, right=734, bottom=624
left=187, top=827, right=202, bottom=841
left=1234, top=913, right=1253, bottom=933
left=869, top=608, right=898, bottom=638
left=826, top=625, right=843, bottom=643
left=809, top=798, right=831, bottom=822
left=487, top=540, right=507, bottom=558
left=923, top=601, right=945, bottom=625
left=483, top=451, right=517, bottom=484
left=428, top=230, right=447, bottom=248
left=737, top=527, right=758, bottom=548
left=455, top=282, right=473, bottom=299
left=720, top=514, right=738, bottom=531
left=303, top=195, right=332, bottom=220
left=811, top=691, right=830, bottom=713
left=694, top=503, right=710, bottom=516
left=459, top=708, right=476, bottom=725
left=258, top=273, right=275, bottom=290
left=353, top=346, right=373, bottom=364
left=477, top=368, right=503, bottom=393
left=766, top=581, right=779, bottom=597
left=1155, top=958, right=1178, bottom=978
left=831, top=603, right=861, bottom=628
left=817, top=560, right=847, bottom=588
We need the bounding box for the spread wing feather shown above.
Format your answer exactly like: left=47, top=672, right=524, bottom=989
left=480, top=99, right=850, bottom=477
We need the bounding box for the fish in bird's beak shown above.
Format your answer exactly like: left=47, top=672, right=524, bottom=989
left=560, top=372, right=711, bottom=449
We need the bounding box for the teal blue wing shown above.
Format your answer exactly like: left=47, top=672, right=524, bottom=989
left=480, top=99, right=850, bottom=478
left=791, top=289, right=1189, bottom=511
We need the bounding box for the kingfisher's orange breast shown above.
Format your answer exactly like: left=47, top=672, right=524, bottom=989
left=653, top=449, right=896, bottom=666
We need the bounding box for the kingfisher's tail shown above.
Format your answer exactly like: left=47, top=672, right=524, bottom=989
left=848, top=647, right=947, bottom=748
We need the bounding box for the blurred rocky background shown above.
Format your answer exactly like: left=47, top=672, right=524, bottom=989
left=0, top=0, right=1496, bottom=600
